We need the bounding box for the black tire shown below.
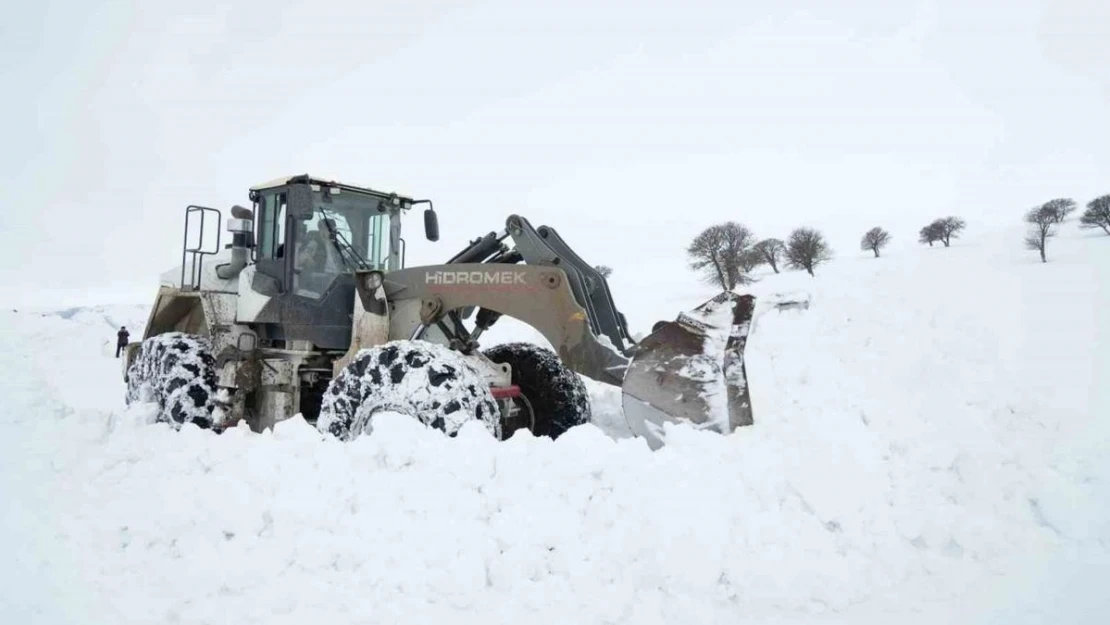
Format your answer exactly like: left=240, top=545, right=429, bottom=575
left=125, top=332, right=218, bottom=429
left=482, top=342, right=591, bottom=439
left=317, top=340, right=501, bottom=441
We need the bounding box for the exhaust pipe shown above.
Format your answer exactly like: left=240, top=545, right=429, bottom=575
left=217, top=205, right=254, bottom=279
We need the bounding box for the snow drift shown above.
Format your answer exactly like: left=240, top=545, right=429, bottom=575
left=1, top=227, right=1109, bottom=624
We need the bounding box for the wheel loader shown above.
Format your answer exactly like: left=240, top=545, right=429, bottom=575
left=122, top=174, right=756, bottom=449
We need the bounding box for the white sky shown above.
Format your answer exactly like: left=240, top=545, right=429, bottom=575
left=2, top=0, right=1108, bottom=309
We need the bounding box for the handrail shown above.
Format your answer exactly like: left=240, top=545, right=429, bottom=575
left=180, top=205, right=222, bottom=291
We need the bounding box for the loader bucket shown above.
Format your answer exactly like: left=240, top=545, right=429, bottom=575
left=621, top=291, right=755, bottom=449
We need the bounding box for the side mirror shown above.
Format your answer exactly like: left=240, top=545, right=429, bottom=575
left=424, top=208, right=439, bottom=242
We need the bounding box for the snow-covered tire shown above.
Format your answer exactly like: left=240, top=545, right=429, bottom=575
left=317, top=340, right=501, bottom=441
left=483, top=342, right=591, bottom=439
left=124, top=332, right=218, bottom=429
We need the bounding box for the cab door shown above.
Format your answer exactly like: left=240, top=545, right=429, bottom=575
left=249, top=190, right=290, bottom=322
left=255, top=191, right=289, bottom=290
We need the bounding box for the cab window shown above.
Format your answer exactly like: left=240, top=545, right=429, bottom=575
left=292, top=215, right=345, bottom=298
left=256, top=192, right=287, bottom=259
left=367, top=213, right=390, bottom=269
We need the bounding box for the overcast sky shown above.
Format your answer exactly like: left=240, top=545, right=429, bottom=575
left=2, top=0, right=1108, bottom=309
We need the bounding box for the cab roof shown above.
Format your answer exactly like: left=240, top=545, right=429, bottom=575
left=248, top=174, right=416, bottom=203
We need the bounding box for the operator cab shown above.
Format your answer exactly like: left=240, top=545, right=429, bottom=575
left=240, top=174, right=438, bottom=350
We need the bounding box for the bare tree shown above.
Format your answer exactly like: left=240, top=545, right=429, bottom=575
left=753, top=238, right=785, bottom=273
left=1024, top=198, right=1076, bottom=263
left=688, top=227, right=729, bottom=289
left=860, top=227, right=892, bottom=258
left=1080, top=194, right=1110, bottom=235
left=1044, top=197, right=1077, bottom=221
left=739, top=249, right=764, bottom=273
left=784, top=228, right=832, bottom=276
left=918, top=223, right=942, bottom=247
left=721, top=223, right=758, bottom=288
left=934, top=217, right=966, bottom=247
left=594, top=265, right=613, bottom=278
left=687, top=222, right=757, bottom=290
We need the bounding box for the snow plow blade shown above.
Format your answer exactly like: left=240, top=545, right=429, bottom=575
left=621, top=292, right=756, bottom=449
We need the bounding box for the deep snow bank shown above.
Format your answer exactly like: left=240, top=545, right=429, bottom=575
left=2, top=229, right=1109, bottom=624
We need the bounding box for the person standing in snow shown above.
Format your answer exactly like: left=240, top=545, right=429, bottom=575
left=116, top=327, right=130, bottom=358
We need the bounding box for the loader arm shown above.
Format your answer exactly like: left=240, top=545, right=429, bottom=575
left=358, top=264, right=630, bottom=387
left=440, top=215, right=635, bottom=354
left=505, top=215, right=635, bottom=352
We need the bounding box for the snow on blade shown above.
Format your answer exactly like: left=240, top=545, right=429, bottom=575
left=672, top=299, right=737, bottom=434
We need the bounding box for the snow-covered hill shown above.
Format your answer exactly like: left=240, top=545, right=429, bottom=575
left=1, top=226, right=1108, bottom=624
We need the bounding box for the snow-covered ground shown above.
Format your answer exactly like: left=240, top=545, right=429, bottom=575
left=2, top=225, right=1108, bottom=624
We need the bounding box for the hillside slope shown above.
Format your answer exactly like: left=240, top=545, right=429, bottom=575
left=1, top=227, right=1108, bottom=624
